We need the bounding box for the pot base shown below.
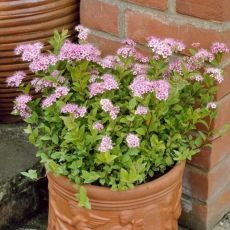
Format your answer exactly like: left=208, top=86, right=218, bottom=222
left=47, top=162, right=185, bottom=230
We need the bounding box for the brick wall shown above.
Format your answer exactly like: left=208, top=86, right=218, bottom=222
left=80, top=1, right=230, bottom=229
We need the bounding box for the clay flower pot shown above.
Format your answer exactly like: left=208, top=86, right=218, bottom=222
left=0, top=0, right=80, bottom=123
left=47, top=161, right=185, bottom=230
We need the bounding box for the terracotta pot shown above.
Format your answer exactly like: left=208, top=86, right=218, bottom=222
left=0, top=0, right=80, bottom=123
left=47, top=161, right=185, bottom=230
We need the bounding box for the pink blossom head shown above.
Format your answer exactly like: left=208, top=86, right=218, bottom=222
left=126, top=134, right=140, bottom=148
left=98, top=136, right=113, bottom=152
left=122, top=39, right=136, bottom=48
left=61, top=103, right=87, bottom=118
left=211, top=42, right=229, bottom=55
left=152, top=80, right=170, bottom=101
left=93, top=121, right=104, bottom=131
left=207, top=102, right=217, bottom=109
left=54, top=86, right=70, bottom=98
left=14, top=94, right=32, bottom=118
left=194, top=48, right=214, bottom=62
left=6, top=71, right=25, bottom=87
left=190, top=74, right=204, bottom=82
left=15, top=42, right=43, bottom=62
left=29, top=54, right=57, bottom=73
left=41, top=94, right=57, bottom=108
left=75, top=25, right=89, bottom=41
left=135, top=105, right=148, bottom=115
left=205, top=67, right=224, bottom=83
left=100, top=55, right=117, bottom=69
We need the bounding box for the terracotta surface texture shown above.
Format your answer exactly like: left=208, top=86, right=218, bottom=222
left=0, top=0, right=79, bottom=123
left=47, top=162, right=185, bottom=230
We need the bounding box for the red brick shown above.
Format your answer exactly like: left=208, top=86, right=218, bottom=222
left=181, top=182, right=230, bottom=230
left=126, top=10, right=230, bottom=50
left=176, top=0, right=230, bottom=22
left=80, top=0, right=119, bottom=36
left=184, top=155, right=230, bottom=201
left=125, top=0, right=167, bottom=10
left=214, top=93, right=230, bottom=129
left=87, top=34, right=122, bottom=56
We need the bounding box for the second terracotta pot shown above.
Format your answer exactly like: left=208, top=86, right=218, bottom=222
left=0, top=0, right=80, bottom=123
left=47, top=161, right=185, bottom=230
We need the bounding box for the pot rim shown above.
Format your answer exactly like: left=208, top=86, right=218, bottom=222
left=48, top=161, right=185, bottom=202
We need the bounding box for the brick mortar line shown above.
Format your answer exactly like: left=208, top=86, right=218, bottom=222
left=167, top=0, right=176, bottom=14
left=89, top=28, right=122, bottom=42
left=99, top=0, right=230, bottom=32
left=183, top=179, right=230, bottom=205
left=118, top=4, right=126, bottom=38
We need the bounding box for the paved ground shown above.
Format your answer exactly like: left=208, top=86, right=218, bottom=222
left=14, top=209, right=230, bottom=230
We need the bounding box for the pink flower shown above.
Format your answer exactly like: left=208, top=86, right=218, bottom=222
left=190, top=74, right=204, bottom=82
left=169, top=60, right=182, bottom=75
left=61, top=103, right=87, bottom=118
left=98, top=136, right=113, bottom=152
left=89, top=74, right=118, bottom=97
left=41, top=94, right=57, bottom=108
left=117, top=46, right=136, bottom=58
left=135, top=105, right=148, bottom=115
left=14, top=94, right=32, bottom=118
left=100, top=99, right=119, bottom=119
left=75, top=25, right=89, bottom=41
left=126, top=134, right=140, bottom=148
left=6, top=71, right=25, bottom=87
left=100, top=99, right=114, bottom=112
left=59, top=41, right=101, bottom=62
left=148, top=37, right=185, bottom=59
left=205, top=68, right=224, bottom=83
left=54, top=86, right=70, bottom=98
left=132, top=64, right=148, bottom=75
left=100, top=55, right=117, bottom=68
left=211, top=42, right=229, bottom=54
left=152, top=80, right=170, bottom=101
left=61, top=103, right=78, bottom=114
left=135, top=52, right=149, bottom=63
left=192, top=42, right=200, bottom=48
left=93, top=121, right=104, bottom=131
left=122, top=39, right=136, bottom=48
left=29, top=54, right=57, bottom=73
left=31, top=78, right=54, bottom=92
left=15, top=42, right=43, bottom=61
left=207, top=102, right=217, bottom=109
left=194, top=48, right=214, bottom=62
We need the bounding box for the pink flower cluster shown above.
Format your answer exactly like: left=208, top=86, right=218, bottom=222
left=205, top=68, right=224, bottom=83
left=6, top=71, right=25, bottom=87
left=169, top=59, right=182, bottom=75
left=14, top=94, right=32, bottom=118
left=126, top=134, right=140, bottom=148
left=190, top=74, right=204, bottom=82
left=99, top=55, right=117, bottom=69
left=135, top=105, right=148, bottom=115
left=29, top=54, right=57, bottom=73
left=31, top=78, right=54, bottom=92
left=61, top=103, right=87, bottom=118
left=117, top=39, right=136, bottom=58
left=132, top=64, right=148, bottom=75
left=194, top=48, right=214, bottom=62
left=207, top=102, right=217, bottom=109
left=15, top=42, right=43, bottom=62
left=135, top=52, right=149, bottom=63
left=148, top=37, right=185, bottom=59
left=59, top=41, right=101, bottom=62
left=93, top=121, right=104, bottom=131
left=129, top=76, right=170, bottom=100
left=211, top=42, right=229, bottom=54
left=100, top=99, right=120, bottom=119
left=98, top=136, right=113, bottom=152
left=75, top=25, right=89, bottom=41
left=41, top=86, right=69, bottom=108
left=89, top=74, right=119, bottom=97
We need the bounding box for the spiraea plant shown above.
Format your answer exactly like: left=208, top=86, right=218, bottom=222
left=7, top=25, right=229, bottom=207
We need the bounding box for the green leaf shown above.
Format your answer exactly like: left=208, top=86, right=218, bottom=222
left=21, top=169, right=38, bottom=180
left=81, top=171, right=100, bottom=183
left=76, top=186, right=91, bottom=209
